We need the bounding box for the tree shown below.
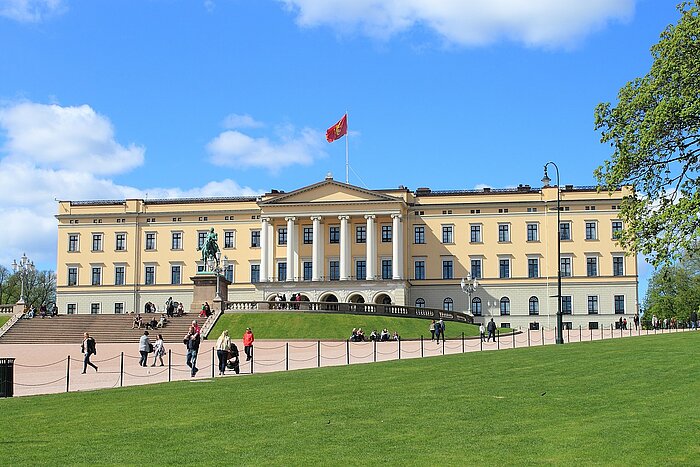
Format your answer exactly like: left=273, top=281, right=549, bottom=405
left=594, top=1, right=700, bottom=266
left=643, top=253, right=700, bottom=325
left=0, top=266, right=56, bottom=308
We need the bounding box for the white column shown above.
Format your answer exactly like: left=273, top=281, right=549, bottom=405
left=286, top=217, right=296, bottom=282
left=260, top=217, right=270, bottom=282
left=392, top=213, right=403, bottom=279
left=365, top=215, right=376, bottom=280
left=311, top=216, right=322, bottom=281
left=339, top=215, right=350, bottom=280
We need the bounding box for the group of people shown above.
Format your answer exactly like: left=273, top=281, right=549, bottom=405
left=369, top=328, right=400, bottom=341
left=479, top=319, right=498, bottom=342
left=429, top=319, right=446, bottom=343
left=131, top=313, right=168, bottom=330
left=23, top=302, right=58, bottom=319
left=270, top=293, right=306, bottom=309
left=138, top=331, right=167, bottom=367
left=199, top=302, right=212, bottom=318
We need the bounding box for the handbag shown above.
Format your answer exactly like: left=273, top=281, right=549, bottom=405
left=148, top=342, right=154, bottom=353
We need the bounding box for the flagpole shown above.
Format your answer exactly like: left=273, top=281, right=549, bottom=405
left=345, top=111, right=349, bottom=184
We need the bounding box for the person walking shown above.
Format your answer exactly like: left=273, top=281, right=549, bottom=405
left=479, top=323, right=486, bottom=342
left=215, top=330, right=231, bottom=376
left=429, top=320, right=436, bottom=341
left=633, top=313, right=640, bottom=330
left=185, top=326, right=200, bottom=377
left=139, top=331, right=151, bottom=367
left=151, top=334, right=166, bottom=366
left=81, top=332, right=98, bottom=373
left=487, top=318, right=497, bottom=342
left=691, top=309, right=698, bottom=330
left=243, top=327, right=255, bottom=361
left=439, top=319, right=445, bottom=343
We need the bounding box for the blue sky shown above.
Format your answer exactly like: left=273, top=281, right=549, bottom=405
left=0, top=0, right=682, bottom=298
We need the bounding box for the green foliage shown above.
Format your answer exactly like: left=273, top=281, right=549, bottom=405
left=643, top=253, right=700, bottom=323
left=595, top=1, right=700, bottom=266
left=1, top=334, right=699, bottom=464
left=0, top=315, right=10, bottom=327
left=0, top=265, right=56, bottom=307
left=210, top=312, right=481, bottom=340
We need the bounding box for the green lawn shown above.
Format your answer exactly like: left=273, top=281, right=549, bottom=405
left=1, top=333, right=698, bottom=464
left=0, top=315, right=11, bottom=327
left=210, top=311, right=481, bottom=340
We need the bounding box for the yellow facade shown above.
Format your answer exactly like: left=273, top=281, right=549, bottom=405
left=56, top=176, right=637, bottom=330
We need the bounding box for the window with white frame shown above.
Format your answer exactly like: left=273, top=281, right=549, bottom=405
left=92, top=233, right=103, bottom=252
left=585, top=221, right=598, bottom=240
left=144, top=265, right=155, bottom=285
left=68, top=233, right=79, bottom=252
left=442, top=258, right=453, bottom=279
left=442, top=225, right=454, bottom=244
left=500, top=297, right=510, bottom=315
left=145, top=232, right=156, bottom=250
left=356, top=226, right=366, bottom=244
left=529, top=296, right=539, bottom=315
left=224, top=230, right=236, bottom=249
left=414, top=259, right=425, bottom=280
left=499, top=258, right=510, bottom=279
left=443, top=297, right=454, bottom=311
left=498, top=224, right=510, bottom=242
left=278, top=227, right=287, bottom=246
left=586, top=256, right=598, bottom=277
left=587, top=296, right=598, bottom=314
left=68, top=267, right=78, bottom=286
left=471, top=297, right=482, bottom=316
left=612, top=220, right=623, bottom=239
left=561, top=296, right=572, bottom=315
left=171, top=265, right=181, bottom=285
left=91, top=266, right=102, bottom=286
left=560, top=257, right=572, bottom=277
left=115, top=233, right=126, bottom=251
left=470, top=258, right=482, bottom=279
left=470, top=224, right=482, bottom=243
left=613, top=256, right=624, bottom=276
left=381, top=225, right=392, bottom=243
left=614, top=295, right=625, bottom=314
left=114, top=265, right=125, bottom=286
left=171, top=231, right=183, bottom=250
left=559, top=222, right=571, bottom=240
left=528, top=258, right=539, bottom=278
left=526, top=223, right=539, bottom=242
left=414, top=225, right=425, bottom=244
left=415, top=298, right=425, bottom=308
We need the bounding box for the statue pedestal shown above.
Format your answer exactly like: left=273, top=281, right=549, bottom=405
left=190, top=273, right=231, bottom=313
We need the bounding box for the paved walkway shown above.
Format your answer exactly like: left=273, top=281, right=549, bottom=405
left=0, top=327, right=687, bottom=397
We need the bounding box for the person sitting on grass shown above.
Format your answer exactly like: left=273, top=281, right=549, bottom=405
left=350, top=328, right=359, bottom=342
left=380, top=328, right=390, bottom=342
left=357, top=328, right=365, bottom=341
left=392, top=331, right=400, bottom=341
left=369, top=329, right=378, bottom=341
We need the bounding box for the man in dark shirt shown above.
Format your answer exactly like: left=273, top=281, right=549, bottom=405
left=487, top=318, right=497, bottom=342
left=184, top=326, right=200, bottom=377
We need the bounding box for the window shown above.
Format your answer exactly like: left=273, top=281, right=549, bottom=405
left=115, top=233, right=126, bottom=251
left=585, top=222, right=598, bottom=240
left=115, top=303, right=124, bottom=314
left=303, top=261, right=312, bottom=281
left=198, top=231, right=207, bottom=249
left=329, top=261, right=340, bottom=281
left=470, top=224, right=482, bottom=243
left=92, top=234, right=103, bottom=252
left=381, top=225, right=392, bottom=243
left=68, top=234, right=79, bottom=252
left=415, top=298, right=425, bottom=308
left=414, top=260, right=425, bottom=280
left=278, top=228, right=288, bottom=246
left=414, top=226, right=425, bottom=244
left=501, top=323, right=511, bottom=329
left=587, top=296, right=598, bottom=314
left=329, top=226, right=340, bottom=244
left=68, top=267, right=78, bottom=286
left=586, top=257, right=598, bottom=277
left=614, top=295, right=625, bottom=314
left=145, top=232, right=156, bottom=250
left=303, top=227, right=313, bottom=244
left=356, top=260, right=366, bottom=280
left=529, top=322, right=540, bottom=330
left=115, top=266, right=125, bottom=286
left=559, top=222, right=571, bottom=240
left=442, top=259, right=453, bottom=279
left=250, top=264, right=260, bottom=283
left=442, top=225, right=453, bottom=244
left=589, top=322, right=599, bottom=330
left=470, top=259, right=482, bottom=279
left=90, top=303, right=100, bottom=315
left=224, top=231, right=235, bottom=249
left=527, top=207, right=538, bottom=213
left=498, top=224, right=510, bottom=242
left=356, top=226, right=366, bottom=243
left=171, top=265, right=181, bottom=285
left=529, top=296, right=539, bottom=315
left=612, top=220, right=623, bottom=239
left=144, top=266, right=155, bottom=285
left=91, top=267, right=101, bottom=286
left=525, top=223, right=538, bottom=242
left=471, top=297, right=482, bottom=316
left=560, top=257, right=572, bottom=277
left=381, top=259, right=392, bottom=280
left=499, top=259, right=510, bottom=279
left=278, top=262, right=287, bottom=281
left=251, top=230, right=260, bottom=248
left=528, top=258, right=539, bottom=278
left=613, top=256, right=624, bottom=276
left=172, top=232, right=182, bottom=250
left=561, top=296, right=572, bottom=315
left=67, top=303, right=76, bottom=315
left=224, top=264, right=234, bottom=282
left=443, top=298, right=454, bottom=311
left=500, top=297, right=510, bottom=316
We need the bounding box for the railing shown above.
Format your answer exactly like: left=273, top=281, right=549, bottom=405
left=0, top=307, right=25, bottom=339
left=224, top=301, right=473, bottom=324
left=200, top=309, right=223, bottom=339
left=0, top=304, right=15, bottom=313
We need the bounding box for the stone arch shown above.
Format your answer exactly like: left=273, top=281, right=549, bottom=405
left=347, top=293, right=365, bottom=304
left=374, top=293, right=392, bottom=305
left=319, top=293, right=338, bottom=303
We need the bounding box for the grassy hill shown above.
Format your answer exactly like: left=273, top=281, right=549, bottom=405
left=209, top=312, right=481, bottom=340
left=1, top=333, right=698, bottom=464
left=0, top=315, right=10, bottom=327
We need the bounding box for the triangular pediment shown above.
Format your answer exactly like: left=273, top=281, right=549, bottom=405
left=261, top=180, right=401, bottom=205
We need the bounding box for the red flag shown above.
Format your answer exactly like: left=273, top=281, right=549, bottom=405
left=326, top=114, right=347, bottom=143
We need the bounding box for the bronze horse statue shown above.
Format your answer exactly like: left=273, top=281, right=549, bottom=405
left=197, top=227, right=220, bottom=268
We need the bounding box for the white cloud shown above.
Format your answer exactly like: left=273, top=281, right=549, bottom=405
left=0, top=0, right=63, bottom=22
left=207, top=123, right=327, bottom=172
left=278, top=0, right=635, bottom=47
left=0, top=102, right=145, bottom=175
left=222, top=113, right=265, bottom=130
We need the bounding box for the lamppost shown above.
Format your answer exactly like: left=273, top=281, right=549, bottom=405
left=11, top=253, right=35, bottom=305
left=542, top=162, right=564, bottom=345
left=460, top=273, right=479, bottom=316
left=211, top=251, right=229, bottom=302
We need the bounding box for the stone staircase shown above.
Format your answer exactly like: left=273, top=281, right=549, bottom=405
left=0, top=314, right=208, bottom=344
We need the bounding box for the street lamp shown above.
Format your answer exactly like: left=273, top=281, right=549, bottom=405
left=11, top=253, right=35, bottom=305
left=542, top=162, right=564, bottom=345
left=460, top=273, right=479, bottom=316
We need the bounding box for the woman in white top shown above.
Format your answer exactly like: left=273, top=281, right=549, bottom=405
left=215, top=330, right=232, bottom=376
left=152, top=334, right=166, bottom=366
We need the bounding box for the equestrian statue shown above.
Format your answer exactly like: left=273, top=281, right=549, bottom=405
left=198, top=227, right=220, bottom=270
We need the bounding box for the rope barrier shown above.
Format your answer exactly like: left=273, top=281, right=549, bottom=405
left=14, top=359, right=66, bottom=368
left=288, top=355, right=318, bottom=363
left=348, top=350, right=374, bottom=359
left=14, top=376, right=67, bottom=387
left=320, top=342, right=346, bottom=348
left=288, top=343, right=317, bottom=350
left=92, top=355, right=121, bottom=364
left=251, top=359, right=285, bottom=367
left=321, top=353, right=346, bottom=361
left=375, top=348, right=397, bottom=356
left=255, top=344, right=286, bottom=351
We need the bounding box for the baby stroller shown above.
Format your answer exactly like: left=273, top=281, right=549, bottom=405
left=226, top=343, right=240, bottom=374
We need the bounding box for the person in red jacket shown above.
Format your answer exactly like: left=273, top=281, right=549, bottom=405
left=243, top=327, right=254, bottom=361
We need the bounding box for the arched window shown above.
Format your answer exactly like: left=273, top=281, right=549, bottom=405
left=471, top=297, right=482, bottom=316
left=415, top=298, right=425, bottom=308
left=500, top=297, right=510, bottom=316
left=443, top=297, right=454, bottom=311
left=529, top=296, right=539, bottom=315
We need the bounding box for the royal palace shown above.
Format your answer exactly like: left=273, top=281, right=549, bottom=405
left=55, top=175, right=638, bottom=330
